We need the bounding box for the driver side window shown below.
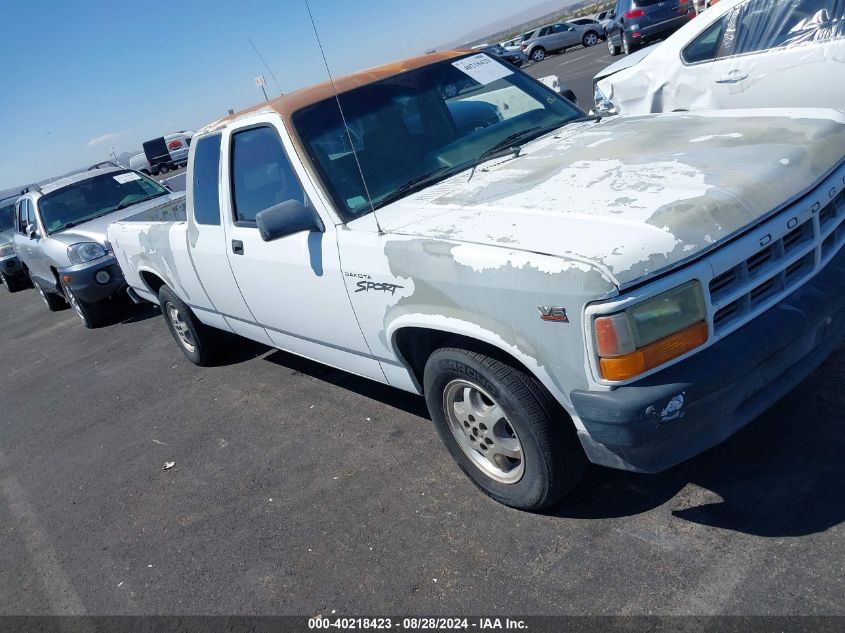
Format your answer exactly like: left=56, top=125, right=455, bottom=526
left=230, top=126, right=308, bottom=224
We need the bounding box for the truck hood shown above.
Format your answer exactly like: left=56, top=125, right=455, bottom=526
left=48, top=193, right=186, bottom=247
left=593, top=44, right=655, bottom=82
left=377, top=110, right=845, bottom=289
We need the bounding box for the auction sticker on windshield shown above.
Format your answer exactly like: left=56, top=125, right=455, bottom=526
left=452, top=54, right=512, bottom=85
left=113, top=172, right=141, bottom=184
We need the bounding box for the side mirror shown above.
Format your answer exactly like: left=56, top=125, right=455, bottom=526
left=256, top=200, right=324, bottom=242
left=26, top=223, right=39, bottom=240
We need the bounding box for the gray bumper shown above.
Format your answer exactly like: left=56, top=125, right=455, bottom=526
left=57, top=255, right=126, bottom=304
left=571, top=248, right=845, bottom=473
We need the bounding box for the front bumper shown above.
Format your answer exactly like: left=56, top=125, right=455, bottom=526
left=57, top=255, right=127, bottom=304
left=0, top=253, right=23, bottom=276
left=571, top=247, right=845, bottom=473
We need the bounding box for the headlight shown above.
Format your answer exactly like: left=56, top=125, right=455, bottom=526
left=593, top=281, right=708, bottom=381
left=0, top=243, right=13, bottom=258
left=67, top=242, right=108, bottom=265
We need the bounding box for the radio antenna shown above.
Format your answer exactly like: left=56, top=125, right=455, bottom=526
left=248, top=38, right=284, bottom=96
left=303, top=0, right=385, bottom=235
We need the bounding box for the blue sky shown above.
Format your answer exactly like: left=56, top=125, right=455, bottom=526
left=0, top=0, right=545, bottom=190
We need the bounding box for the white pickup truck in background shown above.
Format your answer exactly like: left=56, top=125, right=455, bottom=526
left=108, top=50, right=845, bottom=510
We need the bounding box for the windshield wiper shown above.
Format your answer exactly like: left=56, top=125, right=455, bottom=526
left=54, top=222, right=78, bottom=232
left=375, top=165, right=468, bottom=209
left=113, top=191, right=169, bottom=212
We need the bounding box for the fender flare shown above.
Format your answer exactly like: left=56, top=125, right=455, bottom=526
left=385, top=313, right=579, bottom=421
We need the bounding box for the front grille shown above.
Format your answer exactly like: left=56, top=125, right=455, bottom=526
left=708, top=176, right=845, bottom=335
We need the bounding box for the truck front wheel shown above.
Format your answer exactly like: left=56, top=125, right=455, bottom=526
left=423, top=347, right=585, bottom=511
left=159, top=286, right=216, bottom=366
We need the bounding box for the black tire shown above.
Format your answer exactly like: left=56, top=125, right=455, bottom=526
left=31, top=274, right=66, bottom=311
left=583, top=31, right=599, bottom=47
left=623, top=34, right=635, bottom=55
left=424, top=347, right=585, bottom=511
left=2, top=272, right=28, bottom=292
left=607, top=35, right=621, bottom=56
left=1, top=271, right=14, bottom=292
left=159, top=285, right=217, bottom=366
left=530, top=47, right=546, bottom=62
left=61, top=280, right=108, bottom=328
left=158, top=164, right=169, bottom=175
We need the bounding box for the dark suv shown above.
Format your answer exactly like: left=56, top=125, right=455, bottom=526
left=605, top=0, right=696, bottom=55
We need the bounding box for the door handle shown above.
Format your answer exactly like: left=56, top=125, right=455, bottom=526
left=715, top=71, right=749, bottom=84
left=231, top=240, right=244, bottom=255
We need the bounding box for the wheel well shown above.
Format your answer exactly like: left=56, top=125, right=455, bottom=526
left=139, top=271, right=167, bottom=296
left=394, top=327, right=540, bottom=395
left=49, top=267, right=61, bottom=291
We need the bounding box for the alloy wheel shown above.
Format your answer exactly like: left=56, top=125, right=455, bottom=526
left=167, top=303, right=196, bottom=353
left=443, top=379, right=524, bottom=484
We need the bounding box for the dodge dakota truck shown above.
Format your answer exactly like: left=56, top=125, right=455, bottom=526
left=108, top=50, right=845, bottom=510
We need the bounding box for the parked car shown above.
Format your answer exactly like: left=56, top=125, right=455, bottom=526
left=109, top=50, right=845, bottom=511
left=570, top=17, right=608, bottom=38
left=595, top=8, right=614, bottom=29
left=483, top=43, right=528, bottom=67
left=131, top=131, right=195, bottom=176
left=500, top=37, right=524, bottom=53
left=595, top=0, right=845, bottom=115
left=13, top=166, right=185, bottom=327
left=605, top=0, right=697, bottom=56
left=0, top=194, right=27, bottom=291
left=522, top=21, right=603, bottom=62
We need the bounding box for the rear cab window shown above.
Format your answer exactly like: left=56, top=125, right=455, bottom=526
left=191, top=134, right=222, bottom=225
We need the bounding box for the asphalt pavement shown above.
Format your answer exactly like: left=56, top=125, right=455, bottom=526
left=523, top=41, right=616, bottom=111
left=1, top=274, right=843, bottom=616
left=2, top=40, right=843, bottom=619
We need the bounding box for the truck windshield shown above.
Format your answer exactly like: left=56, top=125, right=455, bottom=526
left=38, top=171, right=168, bottom=235
left=0, top=201, right=15, bottom=232
left=293, top=53, right=583, bottom=220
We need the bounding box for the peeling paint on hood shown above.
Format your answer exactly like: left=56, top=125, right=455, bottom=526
left=372, top=110, right=845, bottom=288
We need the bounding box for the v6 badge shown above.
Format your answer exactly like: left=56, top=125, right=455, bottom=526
left=538, top=306, right=569, bottom=323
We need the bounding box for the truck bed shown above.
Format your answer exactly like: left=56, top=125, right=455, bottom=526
left=107, top=203, right=209, bottom=309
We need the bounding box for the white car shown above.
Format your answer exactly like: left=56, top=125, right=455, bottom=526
left=594, top=0, right=845, bottom=116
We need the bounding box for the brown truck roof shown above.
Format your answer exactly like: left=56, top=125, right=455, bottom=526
left=198, top=49, right=472, bottom=135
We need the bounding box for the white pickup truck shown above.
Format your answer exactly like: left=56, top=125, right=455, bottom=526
left=108, top=51, right=845, bottom=510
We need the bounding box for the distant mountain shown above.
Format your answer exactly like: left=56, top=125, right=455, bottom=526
left=440, top=0, right=609, bottom=48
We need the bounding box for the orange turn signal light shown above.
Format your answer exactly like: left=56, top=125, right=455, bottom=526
left=599, top=321, right=708, bottom=381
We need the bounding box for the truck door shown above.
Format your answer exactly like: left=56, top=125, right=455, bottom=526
left=185, top=133, right=273, bottom=345
left=220, top=118, right=384, bottom=382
